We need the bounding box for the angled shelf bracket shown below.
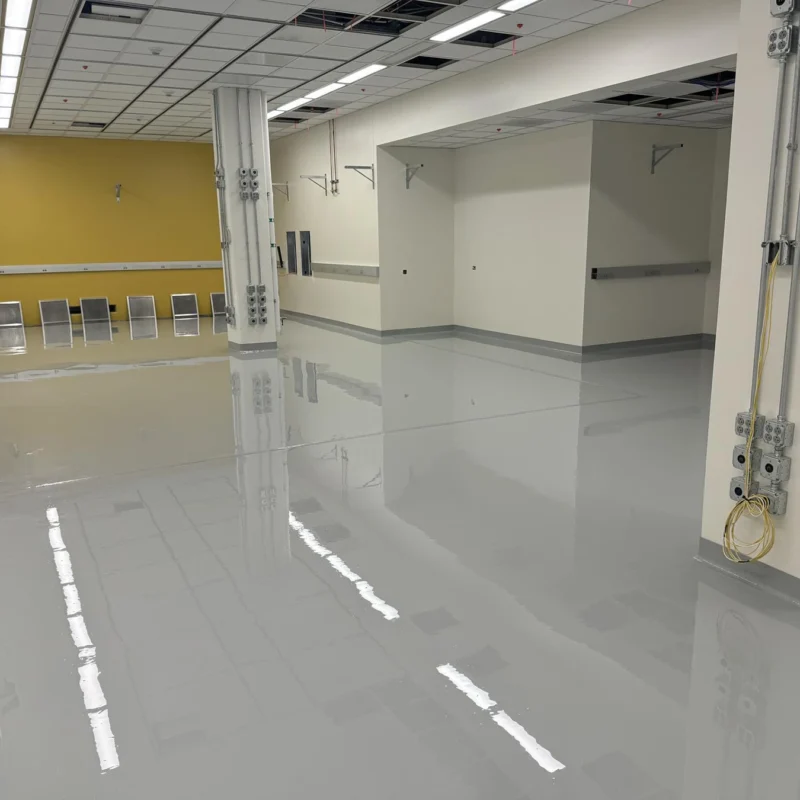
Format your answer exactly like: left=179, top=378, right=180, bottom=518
left=405, top=163, right=423, bottom=189
left=651, top=143, right=684, bottom=174
left=300, top=174, right=328, bottom=196
left=272, top=182, right=290, bottom=201
left=115, top=183, right=122, bottom=203
left=344, top=164, right=375, bottom=189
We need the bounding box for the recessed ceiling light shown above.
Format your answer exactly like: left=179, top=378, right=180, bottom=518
left=0, top=95, right=12, bottom=108
left=340, top=64, right=386, bottom=84
left=305, top=82, right=344, bottom=100
left=0, top=76, right=17, bottom=93
left=0, top=108, right=11, bottom=120
left=0, top=119, right=9, bottom=129
left=2, top=29, right=26, bottom=57
left=430, top=10, right=505, bottom=42
left=266, top=109, right=283, bottom=120
left=4, top=0, right=33, bottom=28
left=276, top=97, right=311, bottom=112
left=0, top=56, right=21, bottom=78
left=498, top=0, right=542, bottom=10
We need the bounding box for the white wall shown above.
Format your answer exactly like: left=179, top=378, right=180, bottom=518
left=701, top=0, right=800, bottom=578
left=583, top=122, right=719, bottom=346
left=272, top=118, right=382, bottom=330
left=453, top=123, right=593, bottom=347
left=704, top=129, right=732, bottom=335
left=377, top=146, right=455, bottom=331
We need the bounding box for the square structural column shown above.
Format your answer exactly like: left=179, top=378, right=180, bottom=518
left=211, top=87, right=281, bottom=351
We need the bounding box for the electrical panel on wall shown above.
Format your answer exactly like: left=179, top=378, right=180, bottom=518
left=287, top=232, right=297, bottom=274
left=300, top=231, right=312, bottom=277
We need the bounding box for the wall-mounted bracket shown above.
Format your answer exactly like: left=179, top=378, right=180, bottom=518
left=651, top=143, right=684, bottom=174
left=115, top=183, right=122, bottom=203
left=405, top=163, right=423, bottom=189
left=273, top=182, right=290, bottom=201
left=345, top=164, right=375, bottom=189
left=300, top=174, right=328, bottom=196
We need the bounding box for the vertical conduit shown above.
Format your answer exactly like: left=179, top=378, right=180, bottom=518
left=212, top=90, right=234, bottom=317
left=260, top=93, right=282, bottom=329
left=236, top=88, right=254, bottom=288
left=244, top=90, right=263, bottom=287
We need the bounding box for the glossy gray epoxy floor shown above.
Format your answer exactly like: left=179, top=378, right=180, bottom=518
left=0, top=320, right=797, bottom=799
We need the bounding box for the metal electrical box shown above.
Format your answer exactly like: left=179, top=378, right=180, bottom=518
left=300, top=230, right=312, bottom=277
left=772, top=0, right=794, bottom=16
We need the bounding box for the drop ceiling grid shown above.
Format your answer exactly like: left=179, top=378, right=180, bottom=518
left=11, top=0, right=667, bottom=139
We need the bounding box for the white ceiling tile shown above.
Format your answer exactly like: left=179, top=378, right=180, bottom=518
left=24, top=56, right=54, bottom=69
left=59, top=59, right=109, bottom=74
left=187, top=45, right=239, bottom=61
left=396, top=21, right=448, bottom=39
left=23, top=65, right=51, bottom=77
left=72, top=18, right=140, bottom=37
left=485, top=13, right=556, bottom=34
left=123, top=39, right=184, bottom=56
left=253, top=76, right=301, bottom=88
left=224, top=0, right=303, bottom=21
left=253, top=38, right=313, bottom=55
left=214, top=18, right=277, bottom=36
left=134, top=25, right=199, bottom=44
left=61, top=47, right=119, bottom=62
left=537, top=19, right=592, bottom=37
left=520, top=0, right=605, bottom=18
left=574, top=2, right=634, bottom=22
left=27, top=43, right=59, bottom=57
left=288, top=56, right=343, bottom=71
left=305, top=43, right=364, bottom=60
left=36, top=13, right=69, bottom=32
left=426, top=42, right=489, bottom=59
left=155, top=77, right=204, bottom=87
left=174, top=56, right=225, bottom=70
left=327, top=31, right=388, bottom=48
left=145, top=9, right=213, bottom=30
left=108, top=63, right=161, bottom=77
left=271, top=66, right=323, bottom=79
left=196, top=31, right=260, bottom=48
left=163, top=67, right=214, bottom=80
left=239, top=51, right=293, bottom=66
left=118, top=52, right=172, bottom=67
left=35, top=0, right=75, bottom=15
left=31, top=30, right=61, bottom=45
left=65, top=34, right=126, bottom=51
left=223, top=63, right=276, bottom=75
left=271, top=26, right=339, bottom=45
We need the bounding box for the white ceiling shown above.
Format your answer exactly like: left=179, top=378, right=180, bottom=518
left=387, top=58, right=737, bottom=149
left=4, top=0, right=667, bottom=141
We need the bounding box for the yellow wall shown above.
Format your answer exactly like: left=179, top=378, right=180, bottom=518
left=0, top=135, right=224, bottom=323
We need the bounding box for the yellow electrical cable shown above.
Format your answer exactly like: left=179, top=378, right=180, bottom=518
left=723, top=255, right=779, bottom=563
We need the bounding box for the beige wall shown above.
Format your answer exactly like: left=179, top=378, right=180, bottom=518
left=378, top=146, right=455, bottom=331
left=271, top=119, right=381, bottom=330
left=453, top=123, right=594, bottom=347
left=704, top=129, right=733, bottom=335
left=584, top=122, right=720, bottom=346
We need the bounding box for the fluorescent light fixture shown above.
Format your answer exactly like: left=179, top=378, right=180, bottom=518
left=340, top=64, right=386, bottom=84
left=1, top=55, right=21, bottom=78
left=266, top=109, right=283, bottom=120
left=0, top=95, right=12, bottom=108
left=0, top=76, right=17, bottom=93
left=430, top=10, right=505, bottom=42
left=498, top=0, right=542, bottom=10
left=4, top=0, right=34, bottom=28
left=0, top=111, right=11, bottom=123
left=3, top=28, right=26, bottom=56
left=276, top=96, right=310, bottom=112
left=0, top=119, right=9, bottom=129
left=305, top=82, right=344, bottom=100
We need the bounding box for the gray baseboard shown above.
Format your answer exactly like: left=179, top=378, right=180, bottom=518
left=228, top=340, right=277, bottom=352
left=696, top=538, right=800, bottom=607
left=281, top=310, right=717, bottom=361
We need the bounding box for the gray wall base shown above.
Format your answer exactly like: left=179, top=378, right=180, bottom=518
left=281, top=310, right=717, bottom=360
left=228, top=340, right=277, bottom=352
left=696, top=538, right=800, bottom=608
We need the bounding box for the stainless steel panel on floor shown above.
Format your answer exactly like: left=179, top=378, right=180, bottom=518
left=0, top=320, right=796, bottom=800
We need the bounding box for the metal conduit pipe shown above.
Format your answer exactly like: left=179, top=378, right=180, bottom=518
left=236, top=88, right=254, bottom=290
left=260, top=94, right=282, bottom=330
left=751, top=54, right=792, bottom=410
left=211, top=90, right=234, bottom=317
left=244, top=90, right=263, bottom=287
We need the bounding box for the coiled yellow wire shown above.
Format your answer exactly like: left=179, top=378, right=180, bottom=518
left=723, top=255, right=779, bottom=563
